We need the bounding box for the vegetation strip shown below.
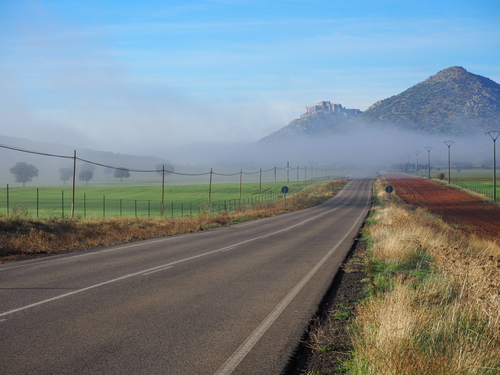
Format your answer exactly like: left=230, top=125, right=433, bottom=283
left=302, top=178, right=500, bottom=374
left=0, top=180, right=347, bottom=262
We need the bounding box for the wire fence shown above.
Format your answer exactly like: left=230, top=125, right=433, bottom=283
left=1, top=143, right=340, bottom=219
left=2, top=186, right=282, bottom=219
left=453, top=181, right=497, bottom=199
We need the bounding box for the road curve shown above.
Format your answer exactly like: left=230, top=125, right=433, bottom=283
left=0, top=178, right=372, bottom=375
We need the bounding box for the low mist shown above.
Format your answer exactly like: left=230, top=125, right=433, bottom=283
left=165, top=126, right=494, bottom=172
left=0, top=124, right=496, bottom=187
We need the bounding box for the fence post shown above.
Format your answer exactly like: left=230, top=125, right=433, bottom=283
left=84, top=193, right=87, bottom=219
left=103, top=196, right=106, bottom=218
left=6, top=184, right=9, bottom=217
left=135, top=200, right=137, bottom=218
left=37, top=187, right=39, bottom=218
left=120, top=199, right=122, bottom=217
left=62, top=190, right=64, bottom=219
left=148, top=200, right=151, bottom=218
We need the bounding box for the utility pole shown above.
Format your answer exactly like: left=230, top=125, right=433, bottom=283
left=444, top=141, right=455, bottom=185
left=414, top=151, right=420, bottom=176
left=425, top=147, right=433, bottom=179
left=239, top=169, right=242, bottom=199
left=486, top=131, right=500, bottom=201
left=406, top=154, right=411, bottom=173
left=208, top=168, right=213, bottom=205
left=161, top=165, right=165, bottom=217
left=259, top=168, right=262, bottom=194
left=71, top=150, right=76, bottom=219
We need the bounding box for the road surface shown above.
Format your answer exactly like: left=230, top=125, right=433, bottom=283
left=0, top=178, right=371, bottom=374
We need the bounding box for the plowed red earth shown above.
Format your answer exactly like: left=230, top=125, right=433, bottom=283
left=384, top=174, right=500, bottom=244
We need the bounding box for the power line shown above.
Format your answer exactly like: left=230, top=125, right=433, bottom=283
left=0, top=143, right=318, bottom=176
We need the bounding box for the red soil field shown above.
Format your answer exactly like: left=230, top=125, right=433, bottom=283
left=384, top=174, right=500, bottom=244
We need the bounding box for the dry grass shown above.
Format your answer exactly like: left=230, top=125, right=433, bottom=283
left=348, top=178, right=500, bottom=374
left=0, top=180, right=347, bottom=262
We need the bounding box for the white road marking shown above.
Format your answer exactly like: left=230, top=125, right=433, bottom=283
left=141, top=266, right=173, bottom=276
left=0, top=203, right=343, bottom=318
left=213, top=182, right=371, bottom=375
left=0, top=190, right=353, bottom=273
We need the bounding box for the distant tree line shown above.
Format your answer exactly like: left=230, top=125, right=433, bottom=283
left=10, top=161, right=175, bottom=187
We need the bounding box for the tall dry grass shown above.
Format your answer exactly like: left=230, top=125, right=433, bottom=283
left=349, top=179, right=500, bottom=374
left=0, top=180, right=347, bottom=261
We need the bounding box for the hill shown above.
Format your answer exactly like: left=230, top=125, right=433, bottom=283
left=362, top=66, right=500, bottom=135
left=259, top=101, right=362, bottom=142
left=260, top=67, right=500, bottom=141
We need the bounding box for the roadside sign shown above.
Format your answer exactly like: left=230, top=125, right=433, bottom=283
left=386, top=185, right=393, bottom=206
left=281, top=186, right=289, bottom=207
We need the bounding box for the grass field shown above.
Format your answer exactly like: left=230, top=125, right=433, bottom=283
left=0, top=181, right=315, bottom=219
left=420, top=168, right=498, bottom=198
left=447, top=169, right=498, bottom=198
left=453, top=179, right=499, bottom=197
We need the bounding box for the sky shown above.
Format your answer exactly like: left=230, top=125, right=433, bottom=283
left=1, top=0, right=499, bottom=162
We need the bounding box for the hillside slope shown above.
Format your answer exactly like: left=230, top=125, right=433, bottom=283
left=361, top=66, right=500, bottom=135
left=260, top=67, right=500, bottom=141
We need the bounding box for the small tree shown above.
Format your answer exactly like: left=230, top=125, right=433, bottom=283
left=114, top=168, right=130, bottom=182
left=59, top=168, right=73, bottom=185
left=79, top=170, right=93, bottom=186
left=10, top=162, right=39, bottom=187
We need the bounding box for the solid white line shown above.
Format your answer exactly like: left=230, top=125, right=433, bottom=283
left=142, top=266, right=173, bottom=276
left=0, top=203, right=343, bottom=318
left=213, top=181, right=371, bottom=375
left=0, top=182, right=364, bottom=317
left=0, top=188, right=352, bottom=273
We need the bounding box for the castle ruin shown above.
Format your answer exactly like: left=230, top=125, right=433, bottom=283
left=303, top=101, right=361, bottom=117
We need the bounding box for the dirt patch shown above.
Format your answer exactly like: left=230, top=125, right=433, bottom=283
left=385, top=174, right=500, bottom=245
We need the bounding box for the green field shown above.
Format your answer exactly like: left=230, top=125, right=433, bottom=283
left=444, top=168, right=497, bottom=198
left=0, top=181, right=316, bottom=219
left=453, top=179, right=499, bottom=198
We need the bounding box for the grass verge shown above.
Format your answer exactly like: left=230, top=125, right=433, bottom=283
left=0, top=180, right=346, bottom=262
left=302, top=178, right=500, bottom=374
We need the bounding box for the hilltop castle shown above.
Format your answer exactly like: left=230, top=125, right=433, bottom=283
left=303, top=101, right=362, bottom=117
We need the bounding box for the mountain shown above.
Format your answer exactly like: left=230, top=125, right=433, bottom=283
left=260, top=67, right=500, bottom=141
left=259, top=101, right=362, bottom=142
left=361, top=66, right=500, bottom=135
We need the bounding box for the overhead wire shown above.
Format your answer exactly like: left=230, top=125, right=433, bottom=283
left=0, top=143, right=317, bottom=176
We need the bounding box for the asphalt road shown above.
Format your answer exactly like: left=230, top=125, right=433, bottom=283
left=0, top=178, right=372, bottom=375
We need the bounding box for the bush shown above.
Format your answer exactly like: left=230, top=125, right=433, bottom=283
left=437, top=172, right=446, bottom=180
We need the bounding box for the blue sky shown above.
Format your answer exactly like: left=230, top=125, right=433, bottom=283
left=1, top=0, right=499, bottom=158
